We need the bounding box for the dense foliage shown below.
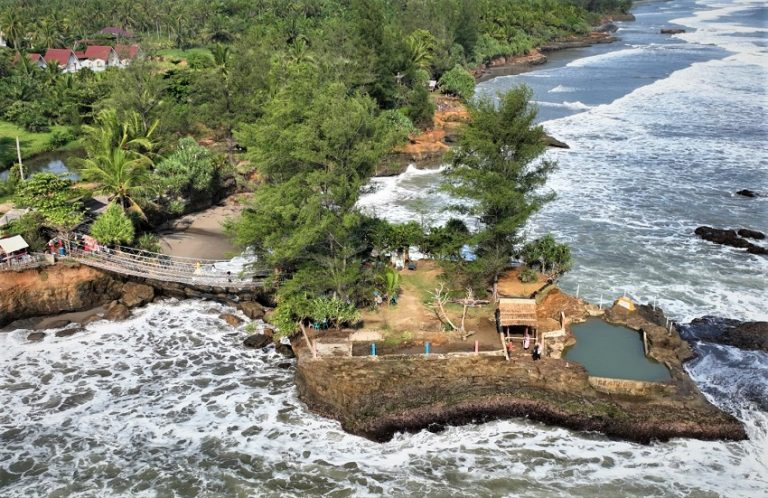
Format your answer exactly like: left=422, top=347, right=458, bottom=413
left=14, top=172, right=84, bottom=231
left=90, top=202, right=135, bottom=245
left=442, top=86, right=559, bottom=291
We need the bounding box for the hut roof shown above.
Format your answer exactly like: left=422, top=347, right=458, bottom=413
left=0, top=235, right=29, bottom=254
left=497, top=298, right=538, bottom=327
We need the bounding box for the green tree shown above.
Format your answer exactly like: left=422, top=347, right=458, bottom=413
left=14, top=173, right=84, bottom=232
left=438, top=64, right=475, bottom=101
left=154, top=136, right=218, bottom=213
left=521, top=234, right=572, bottom=276
left=90, top=202, right=135, bottom=245
left=442, top=86, right=556, bottom=294
left=79, top=147, right=153, bottom=217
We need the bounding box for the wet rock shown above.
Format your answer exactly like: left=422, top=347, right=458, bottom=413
left=220, top=313, right=244, bottom=327
left=543, top=134, right=570, bottom=149
left=80, top=314, right=103, bottom=325
left=661, top=28, right=686, bottom=34
left=121, top=282, right=155, bottom=308
left=27, top=332, right=46, bottom=342
left=239, top=301, right=265, bottom=320
left=105, top=303, right=131, bottom=321
left=736, top=189, right=759, bottom=198
left=595, top=22, right=619, bottom=33
left=746, top=245, right=768, bottom=255
left=737, top=228, right=765, bottom=240
left=277, top=362, right=293, bottom=369
left=243, top=334, right=271, bottom=349
left=55, top=327, right=81, bottom=338
left=694, top=226, right=750, bottom=248
left=684, top=317, right=768, bottom=352
left=275, top=343, right=296, bottom=358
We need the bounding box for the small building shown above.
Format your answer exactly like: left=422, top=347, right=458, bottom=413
left=81, top=45, right=120, bottom=71
left=0, top=235, right=29, bottom=265
left=12, top=52, right=47, bottom=69
left=98, top=27, right=136, bottom=39
left=495, top=297, right=539, bottom=340
left=114, top=44, right=144, bottom=66
left=44, top=48, right=79, bottom=73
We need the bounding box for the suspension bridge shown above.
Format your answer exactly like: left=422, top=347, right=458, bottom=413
left=2, top=237, right=271, bottom=290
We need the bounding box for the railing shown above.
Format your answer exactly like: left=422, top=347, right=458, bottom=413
left=0, top=253, right=52, bottom=272
left=64, top=238, right=270, bottom=289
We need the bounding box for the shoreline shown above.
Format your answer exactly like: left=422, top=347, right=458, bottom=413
left=385, top=30, right=625, bottom=172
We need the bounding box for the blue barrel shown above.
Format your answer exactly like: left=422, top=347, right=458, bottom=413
left=425, top=342, right=430, bottom=355
left=371, top=343, right=377, bottom=356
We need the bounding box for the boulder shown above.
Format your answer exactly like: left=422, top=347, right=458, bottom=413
left=737, top=228, right=765, bottom=240
left=121, top=282, right=155, bottom=308
left=243, top=334, right=271, bottom=349
left=105, top=303, right=131, bottom=321
left=736, top=189, right=759, bottom=198
left=661, top=28, right=686, bottom=34
left=239, top=301, right=265, bottom=320
left=694, top=226, right=750, bottom=248
left=275, top=343, right=296, bottom=358
left=27, top=332, right=46, bottom=342
left=55, top=328, right=81, bottom=338
left=543, top=134, right=570, bottom=149
left=746, top=245, right=768, bottom=255
left=220, top=313, right=244, bottom=327
left=595, top=22, right=619, bottom=33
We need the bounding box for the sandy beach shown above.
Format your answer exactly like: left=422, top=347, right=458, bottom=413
left=158, top=196, right=247, bottom=260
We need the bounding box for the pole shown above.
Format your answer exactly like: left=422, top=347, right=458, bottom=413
left=652, top=296, right=656, bottom=311
left=576, top=284, right=580, bottom=298
left=425, top=342, right=430, bottom=356
left=599, top=294, right=603, bottom=310
left=299, top=322, right=317, bottom=359
left=475, top=340, right=479, bottom=354
left=16, top=136, right=24, bottom=180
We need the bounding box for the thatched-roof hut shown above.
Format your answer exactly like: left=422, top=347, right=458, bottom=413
left=496, top=298, right=538, bottom=328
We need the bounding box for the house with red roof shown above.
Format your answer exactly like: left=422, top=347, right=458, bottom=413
left=78, top=45, right=120, bottom=71
left=12, top=52, right=47, bottom=69
left=114, top=44, right=144, bottom=66
left=43, top=48, right=79, bottom=72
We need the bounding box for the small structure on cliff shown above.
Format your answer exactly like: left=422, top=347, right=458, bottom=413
left=495, top=298, right=539, bottom=355
left=0, top=235, right=29, bottom=264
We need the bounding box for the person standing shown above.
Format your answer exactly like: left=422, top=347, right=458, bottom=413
left=532, top=343, right=541, bottom=361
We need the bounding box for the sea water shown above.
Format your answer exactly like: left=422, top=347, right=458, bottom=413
left=2, top=0, right=767, bottom=496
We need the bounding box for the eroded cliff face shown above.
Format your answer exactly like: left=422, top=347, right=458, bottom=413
left=0, top=264, right=123, bottom=327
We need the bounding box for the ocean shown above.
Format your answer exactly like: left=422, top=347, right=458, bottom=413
left=1, top=0, right=767, bottom=496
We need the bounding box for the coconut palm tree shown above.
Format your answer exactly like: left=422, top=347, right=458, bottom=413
left=2, top=12, right=27, bottom=50
left=81, top=108, right=158, bottom=160
left=33, top=18, right=64, bottom=50
left=80, top=146, right=153, bottom=218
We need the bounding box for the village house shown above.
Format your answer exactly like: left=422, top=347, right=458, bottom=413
left=43, top=48, right=79, bottom=73
left=77, top=45, right=120, bottom=71
left=115, top=44, right=144, bottom=66
left=12, top=52, right=47, bottom=69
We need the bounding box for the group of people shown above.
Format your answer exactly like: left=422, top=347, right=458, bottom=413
left=506, top=329, right=542, bottom=361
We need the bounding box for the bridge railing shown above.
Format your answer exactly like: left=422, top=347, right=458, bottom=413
left=65, top=238, right=270, bottom=289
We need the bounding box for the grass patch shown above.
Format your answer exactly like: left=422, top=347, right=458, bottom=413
left=0, top=121, right=73, bottom=168
left=155, top=47, right=212, bottom=61
left=383, top=330, right=414, bottom=347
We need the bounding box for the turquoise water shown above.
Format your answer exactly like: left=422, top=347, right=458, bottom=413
left=566, top=319, right=671, bottom=382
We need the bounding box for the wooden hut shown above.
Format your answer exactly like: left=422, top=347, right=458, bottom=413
left=495, top=297, right=538, bottom=340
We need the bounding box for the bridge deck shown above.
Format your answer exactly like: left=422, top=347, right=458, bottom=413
left=66, top=239, right=268, bottom=289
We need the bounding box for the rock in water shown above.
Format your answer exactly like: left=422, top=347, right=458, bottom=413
left=737, top=228, right=765, bottom=240
left=220, top=313, right=244, bottom=327
left=105, top=303, right=131, bottom=321
left=694, top=226, right=750, bottom=248
left=55, top=328, right=81, bottom=338
left=243, top=334, right=271, bottom=349
left=661, top=28, right=686, bottom=34
left=275, top=343, right=295, bottom=358
left=27, top=332, right=46, bottom=342
left=543, top=133, right=570, bottom=149
left=121, top=282, right=155, bottom=308
left=736, top=189, right=759, bottom=198
left=239, top=301, right=265, bottom=320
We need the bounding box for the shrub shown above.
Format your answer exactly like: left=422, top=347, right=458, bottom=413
left=438, top=65, right=475, bottom=101
left=519, top=268, right=538, bottom=283
left=135, top=233, right=161, bottom=253
left=48, top=129, right=75, bottom=148
left=91, top=203, right=135, bottom=246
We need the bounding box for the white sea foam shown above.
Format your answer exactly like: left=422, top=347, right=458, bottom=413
left=534, top=100, right=593, bottom=111
left=1, top=300, right=766, bottom=497
left=548, top=84, right=577, bottom=93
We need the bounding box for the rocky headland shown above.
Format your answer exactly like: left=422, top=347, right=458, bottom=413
left=293, top=291, right=747, bottom=444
